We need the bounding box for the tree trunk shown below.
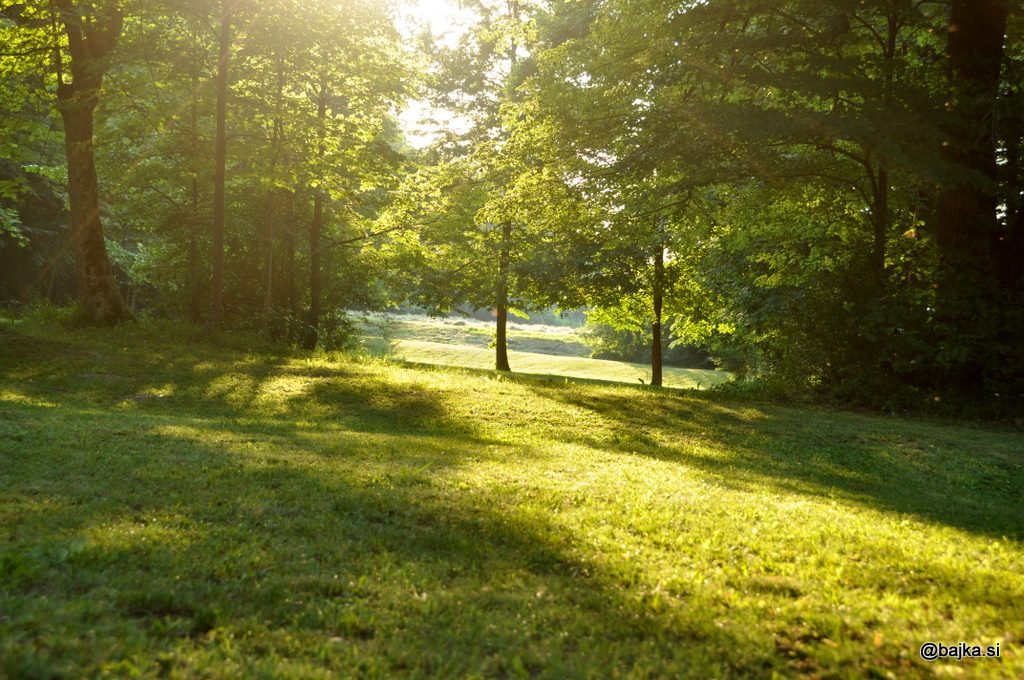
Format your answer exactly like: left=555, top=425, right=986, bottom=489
left=651, top=238, right=664, bottom=387
left=303, top=77, right=328, bottom=351
left=188, top=79, right=202, bottom=324
left=283, top=192, right=297, bottom=339
left=262, top=192, right=275, bottom=335
left=261, top=55, right=285, bottom=337
left=996, top=97, right=1023, bottom=292
left=54, top=0, right=132, bottom=326
left=187, top=32, right=202, bottom=327
left=208, top=3, right=231, bottom=333
left=932, top=0, right=1010, bottom=389
left=871, top=164, right=888, bottom=280
left=935, top=0, right=1009, bottom=286
left=303, top=191, right=323, bottom=349
left=495, top=222, right=512, bottom=372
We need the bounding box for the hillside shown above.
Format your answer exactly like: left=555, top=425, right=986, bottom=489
left=1, top=320, right=1021, bottom=678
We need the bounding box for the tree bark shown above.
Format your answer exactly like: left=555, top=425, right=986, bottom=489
left=871, top=164, right=889, bottom=280
left=188, top=69, right=202, bottom=324
left=283, top=191, right=297, bottom=339
left=304, top=191, right=323, bottom=349
left=932, top=0, right=1010, bottom=390
left=495, top=222, right=512, bottom=372
left=651, top=238, right=664, bottom=387
left=303, top=76, right=328, bottom=350
left=54, top=0, right=132, bottom=325
left=208, top=2, right=231, bottom=333
left=996, top=90, right=1023, bottom=292
left=935, top=0, right=1009, bottom=292
left=261, top=55, right=285, bottom=337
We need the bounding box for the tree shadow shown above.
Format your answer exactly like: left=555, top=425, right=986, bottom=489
left=525, top=382, right=1024, bottom=540
left=0, top=323, right=482, bottom=442
left=0, top=400, right=762, bottom=677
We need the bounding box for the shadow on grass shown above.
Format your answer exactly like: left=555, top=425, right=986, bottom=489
left=0, top=323, right=481, bottom=442
left=0, top=400, right=758, bottom=677
left=525, top=383, right=1024, bottom=541
left=2, top=323, right=1019, bottom=676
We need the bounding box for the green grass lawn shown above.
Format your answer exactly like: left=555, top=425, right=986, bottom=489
left=1, top=320, right=1022, bottom=678
left=361, top=313, right=594, bottom=359
left=385, top=339, right=729, bottom=390
left=358, top=313, right=727, bottom=389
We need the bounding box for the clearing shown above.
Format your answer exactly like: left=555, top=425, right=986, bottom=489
left=360, top=313, right=728, bottom=389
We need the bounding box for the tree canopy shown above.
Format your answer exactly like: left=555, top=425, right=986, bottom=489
left=2, top=0, right=1021, bottom=413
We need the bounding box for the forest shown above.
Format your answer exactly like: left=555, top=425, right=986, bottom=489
left=2, top=0, right=1022, bottom=413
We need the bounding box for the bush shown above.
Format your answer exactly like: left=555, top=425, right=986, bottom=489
left=582, top=320, right=714, bottom=368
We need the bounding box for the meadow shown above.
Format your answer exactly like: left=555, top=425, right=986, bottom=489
left=1, top=318, right=1022, bottom=678
left=360, top=313, right=729, bottom=390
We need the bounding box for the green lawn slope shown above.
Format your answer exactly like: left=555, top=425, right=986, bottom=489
left=389, top=339, right=729, bottom=389
left=1, top=321, right=1021, bottom=678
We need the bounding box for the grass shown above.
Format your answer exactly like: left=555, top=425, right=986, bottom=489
left=385, top=340, right=729, bottom=390
left=360, top=313, right=727, bottom=389
left=361, top=313, right=593, bottom=358
left=1, top=319, right=1022, bottom=678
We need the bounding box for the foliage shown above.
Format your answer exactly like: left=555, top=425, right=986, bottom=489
left=2, top=0, right=1022, bottom=411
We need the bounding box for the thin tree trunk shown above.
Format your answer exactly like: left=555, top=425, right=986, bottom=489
left=872, top=164, right=888, bottom=279
left=208, top=2, right=232, bottom=333
left=261, top=56, right=285, bottom=336
left=492, top=0, right=518, bottom=373
left=54, top=0, right=132, bottom=325
left=305, top=193, right=323, bottom=349
left=651, top=238, right=664, bottom=387
left=262, top=194, right=275, bottom=335
left=283, top=191, right=297, bottom=339
left=495, top=222, right=512, bottom=372
left=188, top=68, right=202, bottom=324
left=303, top=77, right=328, bottom=350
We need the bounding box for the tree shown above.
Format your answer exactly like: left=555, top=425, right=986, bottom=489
left=932, top=0, right=1012, bottom=391
left=53, top=0, right=133, bottom=324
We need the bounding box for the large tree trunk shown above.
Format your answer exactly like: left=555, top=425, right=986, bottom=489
left=495, top=222, right=512, bottom=372
left=651, top=239, right=664, bottom=387
left=54, top=0, right=132, bottom=326
left=936, top=0, right=1009, bottom=284
left=208, top=3, right=231, bottom=333
left=996, top=87, right=1023, bottom=292
left=933, top=0, right=1010, bottom=388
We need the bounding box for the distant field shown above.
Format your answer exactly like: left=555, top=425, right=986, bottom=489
left=361, top=313, right=728, bottom=389
left=388, top=339, right=729, bottom=389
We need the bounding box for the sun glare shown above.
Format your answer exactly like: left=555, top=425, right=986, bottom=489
left=399, top=0, right=478, bottom=49
left=398, top=0, right=478, bottom=148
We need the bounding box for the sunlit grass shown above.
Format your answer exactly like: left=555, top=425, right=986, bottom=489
left=386, top=339, right=729, bottom=389
left=1, top=321, right=1021, bottom=677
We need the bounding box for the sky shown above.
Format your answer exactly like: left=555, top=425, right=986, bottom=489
left=397, top=0, right=478, bottom=148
